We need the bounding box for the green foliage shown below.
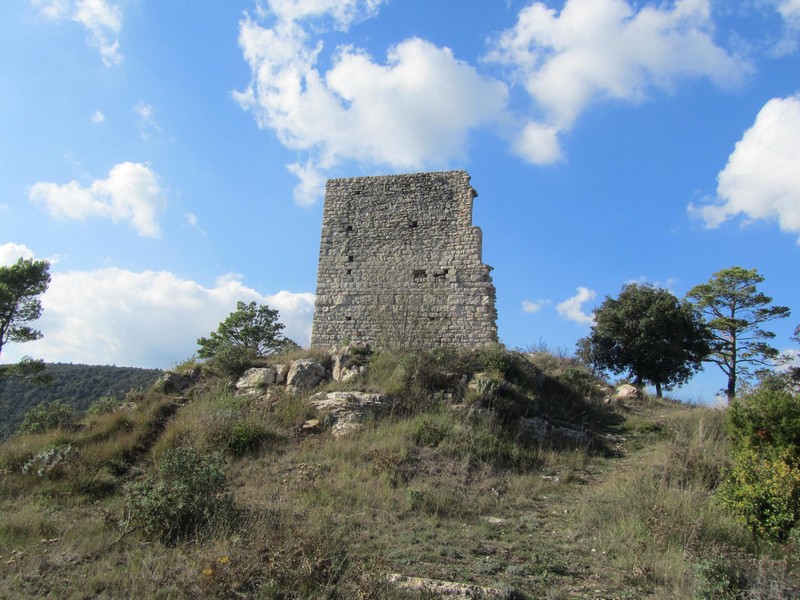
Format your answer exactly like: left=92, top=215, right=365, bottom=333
left=727, top=388, right=800, bottom=452
left=581, top=283, right=709, bottom=397
left=85, top=395, right=122, bottom=416
left=17, top=400, right=75, bottom=435
left=0, top=363, right=161, bottom=439
left=20, top=444, right=76, bottom=478
left=693, top=556, right=747, bottom=599
left=197, top=300, right=290, bottom=378
left=0, top=257, right=51, bottom=359
left=687, top=266, right=791, bottom=400
left=124, top=446, right=234, bottom=545
left=719, top=386, right=800, bottom=542
left=717, top=443, right=800, bottom=542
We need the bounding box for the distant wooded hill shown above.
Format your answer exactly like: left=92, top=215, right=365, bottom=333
left=0, top=363, right=162, bottom=439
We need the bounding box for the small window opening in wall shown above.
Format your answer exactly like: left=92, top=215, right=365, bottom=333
left=346, top=269, right=352, bottom=275
left=346, top=225, right=353, bottom=232
left=428, top=315, right=436, bottom=321
left=409, top=220, right=418, bottom=228
left=412, top=269, right=427, bottom=282
left=345, top=316, right=352, bottom=322
left=347, top=255, right=354, bottom=262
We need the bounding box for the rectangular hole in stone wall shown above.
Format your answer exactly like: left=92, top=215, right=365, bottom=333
left=412, top=269, right=427, bottom=283
left=346, top=269, right=352, bottom=275
left=345, top=316, right=352, bottom=322
left=346, top=225, right=353, bottom=232
left=408, top=220, right=418, bottom=228
left=347, top=255, right=354, bottom=262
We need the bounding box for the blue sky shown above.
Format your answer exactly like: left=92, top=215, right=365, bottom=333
left=1, top=0, right=798, bottom=402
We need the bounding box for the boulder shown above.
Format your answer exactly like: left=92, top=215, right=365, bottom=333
left=331, top=344, right=371, bottom=383
left=309, top=391, right=394, bottom=437
left=613, top=383, right=641, bottom=402
left=274, top=364, right=288, bottom=384
left=235, top=367, right=276, bottom=393
left=155, top=370, right=198, bottom=394
left=332, top=353, right=365, bottom=383
left=286, top=359, right=327, bottom=392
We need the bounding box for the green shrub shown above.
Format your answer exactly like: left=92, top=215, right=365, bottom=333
left=727, top=388, right=800, bottom=452
left=85, top=395, right=121, bottom=416
left=20, top=444, right=76, bottom=478
left=17, top=400, right=75, bottom=435
left=693, top=555, right=747, bottom=599
left=717, top=443, right=800, bottom=542
left=213, top=419, right=277, bottom=457
left=124, top=446, right=234, bottom=545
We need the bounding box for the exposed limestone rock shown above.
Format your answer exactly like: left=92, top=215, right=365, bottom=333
left=613, top=383, right=641, bottom=402
left=235, top=367, right=276, bottom=393
left=300, top=419, right=320, bottom=435
left=155, top=370, right=198, bottom=394
left=274, top=363, right=288, bottom=384
left=331, top=352, right=366, bottom=383
left=519, top=416, right=591, bottom=445
left=309, top=391, right=394, bottom=437
left=387, top=573, right=507, bottom=599
left=286, top=359, right=327, bottom=392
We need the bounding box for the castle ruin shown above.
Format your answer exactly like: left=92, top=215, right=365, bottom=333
left=310, top=170, right=498, bottom=350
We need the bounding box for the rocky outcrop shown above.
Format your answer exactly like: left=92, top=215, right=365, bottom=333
left=235, top=367, right=276, bottom=394
left=519, top=416, right=591, bottom=445
left=286, top=359, right=327, bottom=392
left=309, top=391, right=394, bottom=437
left=387, top=574, right=508, bottom=599
left=155, top=369, right=199, bottom=394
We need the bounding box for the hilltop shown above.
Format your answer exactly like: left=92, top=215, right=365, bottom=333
left=0, top=345, right=795, bottom=598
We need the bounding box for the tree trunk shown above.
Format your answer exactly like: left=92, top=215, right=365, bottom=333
left=727, top=373, right=736, bottom=403
left=655, top=382, right=662, bottom=398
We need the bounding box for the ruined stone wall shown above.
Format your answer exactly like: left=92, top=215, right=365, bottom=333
left=310, top=170, right=498, bottom=350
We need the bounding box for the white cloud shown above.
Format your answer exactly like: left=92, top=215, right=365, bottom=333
left=29, top=162, right=166, bottom=238
left=235, top=5, right=507, bottom=204
left=774, top=0, right=800, bottom=54
left=1, top=267, right=315, bottom=368
left=689, top=93, right=800, bottom=243
left=778, top=0, right=800, bottom=27
left=183, top=212, right=206, bottom=235
left=265, top=0, right=385, bottom=28
left=134, top=102, right=164, bottom=140
left=32, top=0, right=123, bottom=66
left=556, top=287, right=597, bottom=326
left=521, top=299, right=550, bottom=313
left=90, top=110, right=105, bottom=124
left=486, top=0, right=749, bottom=164
left=0, top=243, right=36, bottom=266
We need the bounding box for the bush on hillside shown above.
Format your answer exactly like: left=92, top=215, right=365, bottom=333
left=124, top=446, right=234, bottom=545
left=17, top=400, right=75, bottom=435
left=717, top=443, right=800, bottom=542
left=727, top=388, right=800, bottom=452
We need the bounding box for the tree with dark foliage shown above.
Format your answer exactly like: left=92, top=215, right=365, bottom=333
left=0, top=257, right=51, bottom=380
left=580, top=283, right=709, bottom=397
left=687, top=267, right=790, bottom=401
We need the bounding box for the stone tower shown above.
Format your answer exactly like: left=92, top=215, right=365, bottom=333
left=310, top=170, right=498, bottom=349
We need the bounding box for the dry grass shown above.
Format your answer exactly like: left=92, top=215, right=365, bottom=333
left=0, top=349, right=796, bottom=598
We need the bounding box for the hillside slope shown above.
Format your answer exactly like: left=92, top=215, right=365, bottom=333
left=0, top=364, right=162, bottom=439
left=0, top=347, right=795, bottom=598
